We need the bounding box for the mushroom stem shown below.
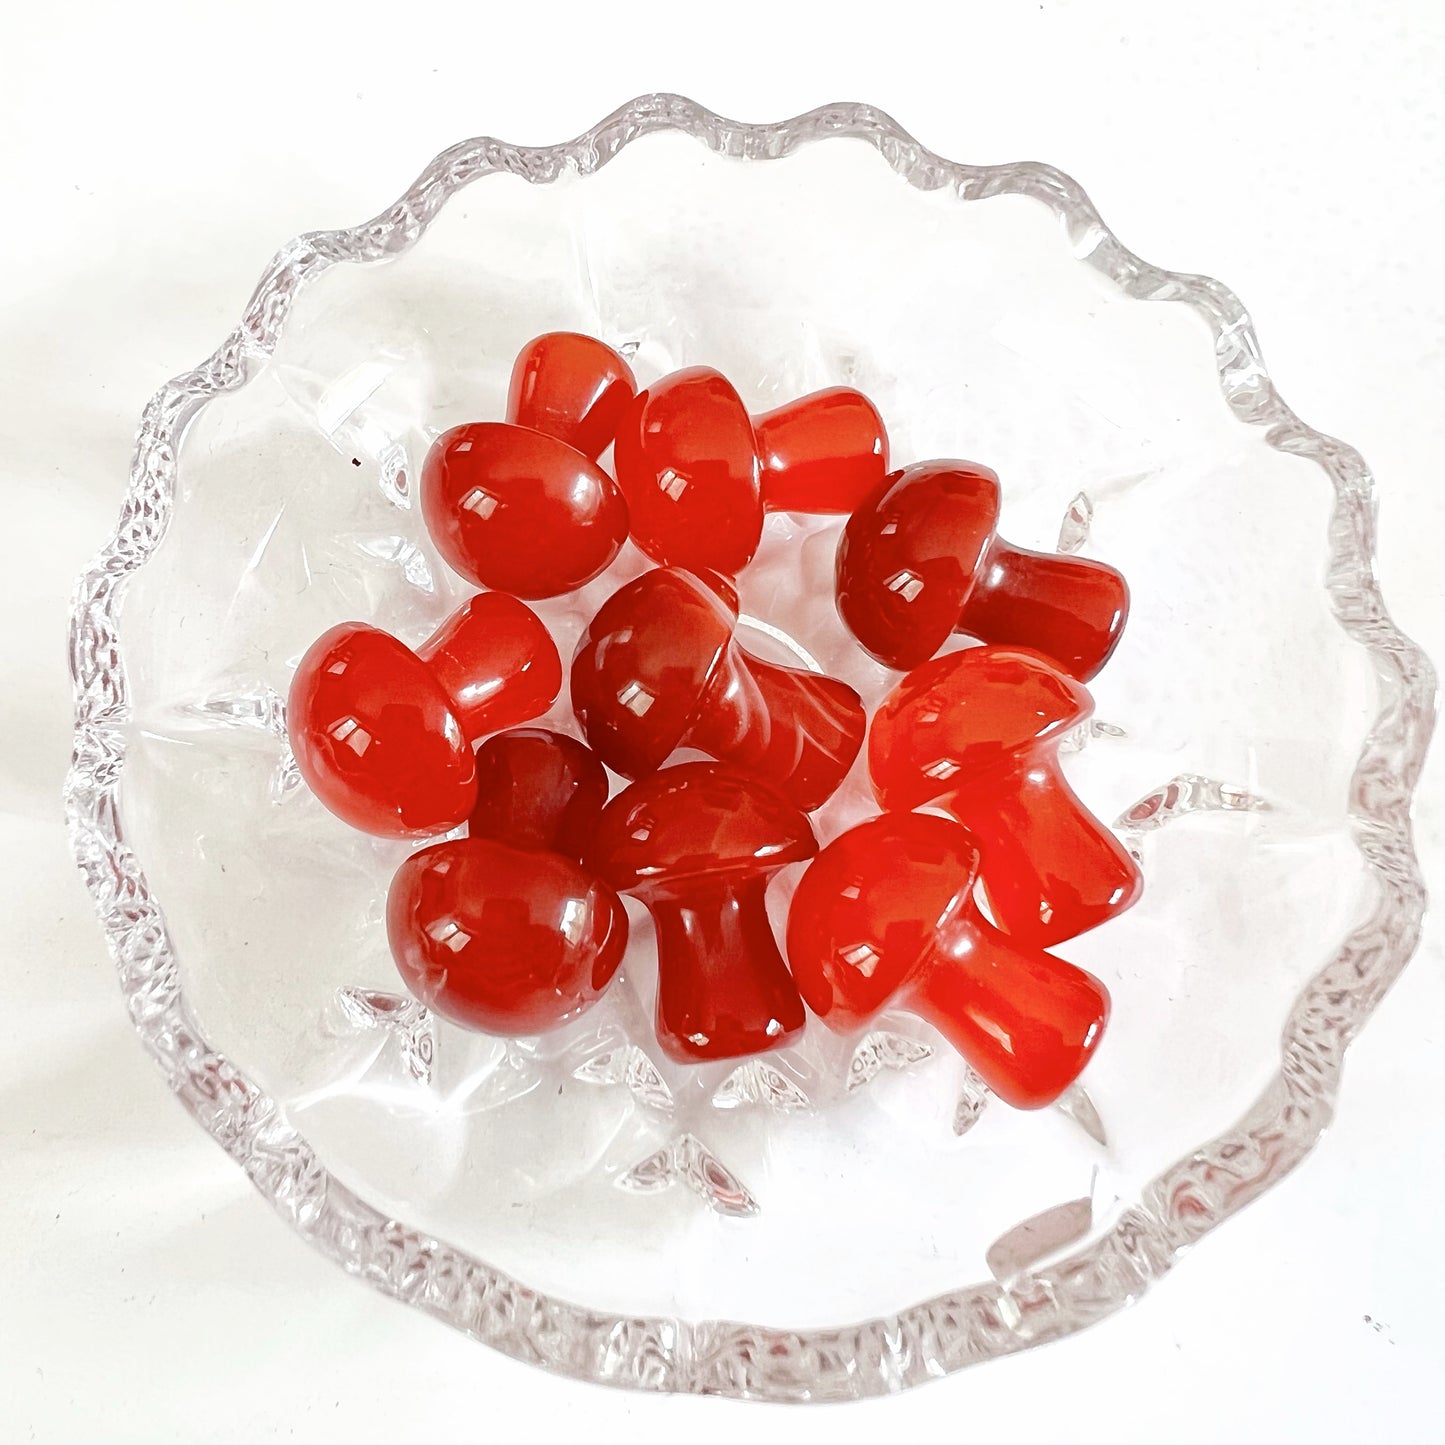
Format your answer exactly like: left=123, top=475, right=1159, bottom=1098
left=415, top=592, right=561, bottom=741
left=754, top=387, right=888, bottom=515
left=958, top=543, right=1128, bottom=682
left=952, top=766, right=1143, bottom=949
left=689, top=649, right=865, bottom=812
left=909, top=909, right=1110, bottom=1109
left=648, top=875, right=806, bottom=1063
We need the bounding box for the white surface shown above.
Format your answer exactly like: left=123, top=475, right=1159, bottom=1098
left=3, top=2, right=1441, bottom=1439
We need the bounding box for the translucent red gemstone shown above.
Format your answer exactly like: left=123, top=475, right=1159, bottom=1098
left=868, top=645, right=1142, bottom=947
left=612, top=368, right=889, bottom=575
left=388, top=837, right=626, bottom=1034
left=287, top=593, right=560, bottom=838
left=414, top=592, right=562, bottom=740
left=837, top=460, right=1128, bottom=678
left=612, top=368, right=761, bottom=575
left=754, top=386, right=888, bottom=515
left=506, top=331, right=636, bottom=460
left=786, top=811, right=1110, bottom=1108
left=292, top=331, right=1142, bottom=1089
left=570, top=566, right=865, bottom=811
left=468, top=728, right=610, bottom=862
left=587, top=762, right=815, bottom=1062
left=421, top=421, right=628, bottom=598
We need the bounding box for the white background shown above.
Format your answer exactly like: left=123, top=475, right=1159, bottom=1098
left=4, top=2, right=1442, bottom=1439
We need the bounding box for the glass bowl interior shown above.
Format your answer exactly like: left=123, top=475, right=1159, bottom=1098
left=69, top=97, right=1434, bottom=1398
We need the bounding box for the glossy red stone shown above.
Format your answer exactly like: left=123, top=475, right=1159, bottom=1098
left=388, top=837, right=626, bottom=1034
left=468, top=728, right=610, bottom=863
left=421, top=421, right=628, bottom=598
left=570, top=566, right=865, bottom=811
left=288, top=593, right=561, bottom=838
left=868, top=645, right=1142, bottom=947
left=755, top=386, right=889, bottom=515
left=414, top=592, right=562, bottom=739
left=786, top=812, right=1110, bottom=1109
left=612, top=368, right=762, bottom=575
left=587, top=762, right=814, bottom=1062
left=837, top=460, right=1129, bottom=679
left=613, top=369, right=890, bottom=575
left=506, top=331, right=637, bottom=460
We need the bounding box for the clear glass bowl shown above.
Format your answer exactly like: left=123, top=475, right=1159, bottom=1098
left=66, top=95, right=1436, bottom=1401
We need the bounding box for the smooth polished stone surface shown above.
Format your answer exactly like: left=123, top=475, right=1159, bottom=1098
left=614, top=368, right=890, bottom=574
left=506, top=331, right=636, bottom=460
left=837, top=459, right=1128, bottom=678
left=388, top=837, right=626, bottom=1034
left=786, top=811, right=1110, bottom=1108
left=421, top=421, right=628, bottom=598
left=570, top=565, right=864, bottom=811
left=587, top=761, right=815, bottom=1062
left=869, top=645, right=1142, bottom=946
left=289, top=595, right=559, bottom=838
left=467, top=728, right=610, bottom=863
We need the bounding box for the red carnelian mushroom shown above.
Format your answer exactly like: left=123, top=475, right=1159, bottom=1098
left=786, top=811, right=1110, bottom=1109
left=837, top=460, right=1128, bottom=679
left=587, top=762, right=815, bottom=1063
left=571, top=566, right=864, bottom=812
left=869, top=644, right=1142, bottom=948
left=288, top=593, right=560, bottom=838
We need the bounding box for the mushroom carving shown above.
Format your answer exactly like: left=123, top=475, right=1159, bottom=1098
left=868, top=645, right=1142, bottom=947
left=288, top=592, right=561, bottom=837
left=387, top=727, right=625, bottom=1034
left=836, top=460, right=1128, bottom=679
left=612, top=367, right=889, bottom=576
left=506, top=331, right=637, bottom=460
left=587, top=762, right=815, bottom=1062
left=570, top=566, right=865, bottom=812
left=421, top=421, right=629, bottom=598
left=786, top=812, right=1110, bottom=1109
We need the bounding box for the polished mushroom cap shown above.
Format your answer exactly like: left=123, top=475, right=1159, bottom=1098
left=288, top=622, right=475, bottom=837
left=836, top=460, right=999, bottom=670
left=587, top=762, right=817, bottom=893
left=420, top=421, right=628, bottom=598
left=569, top=567, right=733, bottom=779
left=612, top=366, right=763, bottom=576
left=869, top=645, right=1091, bottom=810
left=787, top=811, right=981, bottom=1026
left=388, top=837, right=626, bottom=1035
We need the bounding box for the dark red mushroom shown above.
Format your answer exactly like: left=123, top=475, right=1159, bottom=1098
left=467, top=727, right=610, bottom=863
left=570, top=566, right=865, bottom=812
left=836, top=460, right=1129, bottom=679
left=587, top=762, right=815, bottom=1062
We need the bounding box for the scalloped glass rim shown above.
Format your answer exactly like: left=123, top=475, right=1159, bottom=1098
left=65, top=94, right=1436, bottom=1401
